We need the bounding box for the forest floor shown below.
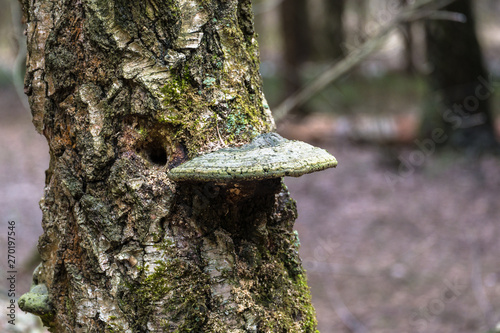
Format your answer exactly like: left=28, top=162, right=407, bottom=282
left=1, top=85, right=500, bottom=333
left=284, top=131, right=500, bottom=333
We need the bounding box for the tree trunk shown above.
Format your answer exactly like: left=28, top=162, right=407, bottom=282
left=351, top=0, right=367, bottom=46
left=399, top=0, right=415, bottom=74
left=280, top=0, right=311, bottom=116
left=18, top=0, right=319, bottom=331
left=423, top=0, right=498, bottom=152
left=322, top=0, right=345, bottom=60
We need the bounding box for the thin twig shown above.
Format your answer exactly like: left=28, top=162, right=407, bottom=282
left=215, top=117, right=225, bottom=146
left=273, top=0, right=458, bottom=122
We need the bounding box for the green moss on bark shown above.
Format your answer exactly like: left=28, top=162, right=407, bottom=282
left=159, top=65, right=265, bottom=155
left=130, top=260, right=211, bottom=331
left=22, top=0, right=319, bottom=331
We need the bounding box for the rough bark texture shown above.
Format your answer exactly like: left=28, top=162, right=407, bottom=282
left=423, top=0, right=498, bottom=152
left=19, top=0, right=318, bottom=331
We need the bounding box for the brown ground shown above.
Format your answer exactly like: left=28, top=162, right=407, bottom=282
left=2, top=86, right=500, bottom=333
left=288, top=141, right=500, bottom=333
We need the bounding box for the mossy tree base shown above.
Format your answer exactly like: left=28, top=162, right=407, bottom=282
left=19, top=0, right=319, bottom=331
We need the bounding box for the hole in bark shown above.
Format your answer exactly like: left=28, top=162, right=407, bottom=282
left=168, top=142, right=188, bottom=169
left=144, top=141, right=168, bottom=166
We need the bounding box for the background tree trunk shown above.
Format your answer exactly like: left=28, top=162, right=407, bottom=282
left=422, top=0, right=498, bottom=152
left=350, top=0, right=368, bottom=46
left=19, top=0, right=318, bottom=331
left=280, top=0, right=311, bottom=116
left=399, top=0, right=415, bottom=74
left=307, top=0, right=345, bottom=62
left=322, top=0, right=345, bottom=60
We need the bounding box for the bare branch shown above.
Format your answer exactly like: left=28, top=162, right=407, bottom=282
left=272, top=0, right=458, bottom=122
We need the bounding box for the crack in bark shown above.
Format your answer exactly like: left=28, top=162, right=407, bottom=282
left=20, top=0, right=319, bottom=331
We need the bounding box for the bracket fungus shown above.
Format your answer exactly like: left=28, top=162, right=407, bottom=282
left=18, top=283, right=52, bottom=317
left=168, top=133, right=337, bottom=182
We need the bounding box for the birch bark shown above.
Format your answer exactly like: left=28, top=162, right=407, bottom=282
left=19, top=0, right=319, bottom=332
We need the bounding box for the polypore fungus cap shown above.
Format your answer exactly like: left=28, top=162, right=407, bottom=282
left=168, top=133, right=337, bottom=182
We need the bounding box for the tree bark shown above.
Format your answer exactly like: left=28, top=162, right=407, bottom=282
left=423, top=0, right=498, bottom=152
left=18, top=0, right=319, bottom=331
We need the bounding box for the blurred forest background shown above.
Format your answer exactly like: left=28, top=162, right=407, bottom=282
left=1, top=0, right=500, bottom=332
